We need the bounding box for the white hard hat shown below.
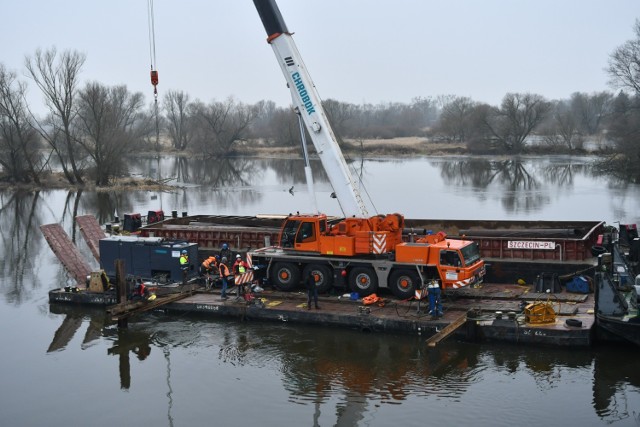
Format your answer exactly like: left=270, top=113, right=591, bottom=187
left=236, top=254, right=241, bottom=259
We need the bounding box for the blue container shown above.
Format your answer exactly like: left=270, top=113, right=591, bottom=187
left=566, top=276, right=590, bottom=294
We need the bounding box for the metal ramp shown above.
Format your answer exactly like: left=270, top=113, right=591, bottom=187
left=76, top=215, right=105, bottom=262
left=40, top=223, right=92, bottom=287
left=425, top=312, right=468, bottom=347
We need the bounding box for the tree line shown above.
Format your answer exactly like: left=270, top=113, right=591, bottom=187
left=1, top=20, right=639, bottom=186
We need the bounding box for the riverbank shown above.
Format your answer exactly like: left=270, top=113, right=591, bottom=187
left=0, top=136, right=595, bottom=192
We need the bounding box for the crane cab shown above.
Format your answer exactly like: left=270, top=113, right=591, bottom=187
left=278, top=213, right=404, bottom=256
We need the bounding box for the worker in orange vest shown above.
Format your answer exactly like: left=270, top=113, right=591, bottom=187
left=219, top=257, right=231, bottom=300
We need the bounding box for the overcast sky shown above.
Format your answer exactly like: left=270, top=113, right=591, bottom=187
left=1, top=1, right=638, bottom=115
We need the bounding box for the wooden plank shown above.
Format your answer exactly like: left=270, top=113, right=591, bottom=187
left=76, top=215, right=105, bottom=262
left=108, top=292, right=191, bottom=320
left=40, top=223, right=92, bottom=286
left=426, top=312, right=468, bottom=347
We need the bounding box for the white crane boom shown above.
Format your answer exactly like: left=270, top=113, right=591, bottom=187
left=253, top=0, right=369, bottom=217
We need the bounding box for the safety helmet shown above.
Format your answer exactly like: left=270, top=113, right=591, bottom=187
left=181, top=249, right=187, bottom=254
left=236, top=254, right=241, bottom=259
left=215, top=255, right=220, bottom=260
left=222, top=243, right=228, bottom=250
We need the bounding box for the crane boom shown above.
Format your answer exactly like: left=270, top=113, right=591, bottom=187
left=253, top=0, right=369, bottom=217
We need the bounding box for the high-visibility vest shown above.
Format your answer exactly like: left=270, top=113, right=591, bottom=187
left=202, top=257, right=216, bottom=269
left=219, top=263, right=230, bottom=277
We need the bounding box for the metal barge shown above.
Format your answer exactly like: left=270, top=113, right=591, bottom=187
left=137, top=214, right=605, bottom=283
left=43, top=214, right=607, bottom=348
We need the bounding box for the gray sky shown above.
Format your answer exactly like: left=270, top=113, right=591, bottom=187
left=2, top=1, right=638, bottom=115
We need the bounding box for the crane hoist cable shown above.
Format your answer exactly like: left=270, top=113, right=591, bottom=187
left=147, top=0, right=160, bottom=151
left=147, top=0, right=158, bottom=100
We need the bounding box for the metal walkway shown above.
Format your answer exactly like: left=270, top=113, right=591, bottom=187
left=76, top=215, right=105, bottom=262
left=40, top=223, right=92, bottom=286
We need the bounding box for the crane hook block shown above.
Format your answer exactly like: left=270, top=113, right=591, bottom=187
left=150, top=70, right=159, bottom=86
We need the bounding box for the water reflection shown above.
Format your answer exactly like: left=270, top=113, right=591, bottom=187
left=593, top=346, right=640, bottom=424
left=0, top=191, right=45, bottom=304
left=438, top=158, right=556, bottom=214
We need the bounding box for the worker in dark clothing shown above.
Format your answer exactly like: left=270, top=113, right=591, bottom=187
left=219, top=243, right=232, bottom=264
left=306, top=270, right=320, bottom=310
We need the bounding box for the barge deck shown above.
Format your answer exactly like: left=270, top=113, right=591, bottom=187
left=127, top=283, right=594, bottom=347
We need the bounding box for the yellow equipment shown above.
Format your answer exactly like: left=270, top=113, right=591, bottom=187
left=87, top=270, right=110, bottom=293
left=524, top=302, right=556, bottom=324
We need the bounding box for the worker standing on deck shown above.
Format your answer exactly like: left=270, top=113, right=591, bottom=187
left=219, top=243, right=232, bottom=264
left=306, top=270, right=320, bottom=310
left=179, top=249, right=190, bottom=283
left=233, top=254, right=249, bottom=275
left=219, top=257, right=231, bottom=300
left=233, top=254, right=250, bottom=299
left=427, top=280, right=443, bottom=318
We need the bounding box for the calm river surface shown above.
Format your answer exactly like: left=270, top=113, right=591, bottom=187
left=1, top=155, right=640, bottom=426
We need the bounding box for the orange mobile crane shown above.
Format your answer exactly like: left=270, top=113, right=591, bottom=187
left=249, top=0, right=485, bottom=298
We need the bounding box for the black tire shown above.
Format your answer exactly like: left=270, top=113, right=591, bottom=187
left=389, top=269, right=420, bottom=300
left=349, top=266, right=378, bottom=296
left=565, top=318, right=583, bottom=328
left=270, top=262, right=300, bottom=291
left=302, top=264, right=334, bottom=293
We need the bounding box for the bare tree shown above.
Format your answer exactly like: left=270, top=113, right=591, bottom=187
left=75, top=82, right=145, bottom=186
left=483, top=93, right=551, bottom=152
left=607, top=19, right=640, bottom=94
left=163, top=89, right=193, bottom=150
left=569, top=92, right=612, bottom=135
left=268, top=106, right=300, bottom=147
left=0, top=64, right=42, bottom=184
left=322, top=98, right=356, bottom=144
left=191, top=97, right=257, bottom=157
left=25, top=48, right=86, bottom=184
left=595, top=91, right=640, bottom=181
left=541, top=100, right=583, bottom=150
left=435, top=96, right=478, bottom=142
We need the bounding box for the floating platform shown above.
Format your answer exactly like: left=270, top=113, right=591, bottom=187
left=49, top=282, right=595, bottom=347
left=153, top=283, right=596, bottom=347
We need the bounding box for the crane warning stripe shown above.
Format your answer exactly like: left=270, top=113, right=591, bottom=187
left=372, top=233, right=387, bottom=254
left=234, top=271, right=254, bottom=285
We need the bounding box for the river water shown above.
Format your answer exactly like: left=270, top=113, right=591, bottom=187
left=1, top=154, right=640, bottom=426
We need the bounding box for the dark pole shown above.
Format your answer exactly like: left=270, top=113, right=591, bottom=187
left=116, top=259, right=128, bottom=328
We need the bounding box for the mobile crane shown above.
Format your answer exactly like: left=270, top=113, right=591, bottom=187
left=249, top=0, right=485, bottom=298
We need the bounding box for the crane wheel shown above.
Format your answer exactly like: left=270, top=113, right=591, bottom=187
left=348, top=266, right=378, bottom=297
left=270, top=262, right=300, bottom=291
left=302, top=264, right=333, bottom=293
left=389, top=269, right=419, bottom=300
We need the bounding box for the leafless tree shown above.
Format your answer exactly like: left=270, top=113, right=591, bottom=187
left=411, top=96, right=439, bottom=128
left=607, top=19, right=640, bottom=94
left=25, top=48, right=86, bottom=184
left=268, top=106, right=300, bottom=147
left=75, top=82, right=145, bottom=186
left=540, top=101, right=583, bottom=150
left=569, top=92, right=612, bottom=135
left=191, top=97, right=257, bottom=157
left=163, top=89, right=193, bottom=150
left=595, top=91, right=640, bottom=182
left=0, top=64, right=42, bottom=183
left=434, top=96, right=478, bottom=142
left=483, top=93, right=551, bottom=152
left=322, top=98, right=356, bottom=144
